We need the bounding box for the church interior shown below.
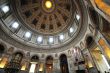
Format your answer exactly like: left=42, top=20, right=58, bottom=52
left=0, top=0, right=110, bottom=73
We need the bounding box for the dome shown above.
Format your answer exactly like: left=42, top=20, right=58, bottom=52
left=0, top=0, right=88, bottom=52
left=14, top=0, right=79, bottom=35
left=0, top=1, right=110, bottom=73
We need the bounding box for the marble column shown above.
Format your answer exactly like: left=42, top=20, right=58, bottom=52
left=67, top=56, right=73, bottom=73
left=53, top=59, right=61, bottom=73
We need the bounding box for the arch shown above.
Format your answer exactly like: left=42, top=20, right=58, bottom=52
left=29, top=55, right=39, bottom=73
left=13, top=52, right=24, bottom=62
left=60, top=54, right=69, bottom=73
left=45, top=55, right=53, bottom=73
left=85, top=34, right=95, bottom=48
left=88, top=7, right=100, bottom=29
left=86, top=36, right=94, bottom=47
left=14, top=52, right=23, bottom=56
left=0, top=44, right=5, bottom=54
left=31, top=55, right=39, bottom=62
left=45, top=55, right=54, bottom=60
left=59, top=53, right=68, bottom=59
left=60, top=54, right=68, bottom=59
left=13, top=50, right=25, bottom=58
left=84, top=35, right=99, bottom=72
left=0, top=42, right=7, bottom=55
left=4, top=51, right=24, bottom=73
left=46, top=55, right=53, bottom=60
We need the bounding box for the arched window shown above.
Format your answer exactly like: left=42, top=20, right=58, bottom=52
left=12, top=52, right=23, bottom=63
left=5, top=52, right=24, bottom=73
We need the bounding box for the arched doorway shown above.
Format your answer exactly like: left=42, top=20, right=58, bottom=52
left=5, top=52, right=24, bottom=73
left=60, top=54, right=69, bottom=73
left=86, top=36, right=110, bottom=73
left=29, top=55, right=39, bottom=73
left=0, top=44, right=7, bottom=68
left=45, top=56, right=53, bottom=73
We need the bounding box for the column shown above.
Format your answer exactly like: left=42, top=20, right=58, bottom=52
left=0, top=53, right=10, bottom=68
left=67, top=56, right=73, bottom=73
left=39, top=59, right=45, bottom=73
left=53, top=59, right=61, bottom=73
left=0, top=47, right=13, bottom=68
left=35, top=62, right=40, bottom=73
left=21, top=58, right=30, bottom=72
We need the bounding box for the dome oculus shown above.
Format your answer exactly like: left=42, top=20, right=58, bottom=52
left=45, top=1, right=52, bottom=9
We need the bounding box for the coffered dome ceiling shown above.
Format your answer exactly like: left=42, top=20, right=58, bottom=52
left=15, top=0, right=76, bottom=35
left=0, top=0, right=88, bottom=52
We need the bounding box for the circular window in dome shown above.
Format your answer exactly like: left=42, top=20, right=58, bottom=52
left=42, top=0, right=55, bottom=13
left=45, top=1, right=52, bottom=9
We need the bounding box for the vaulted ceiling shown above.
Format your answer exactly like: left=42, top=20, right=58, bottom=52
left=0, top=0, right=88, bottom=52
